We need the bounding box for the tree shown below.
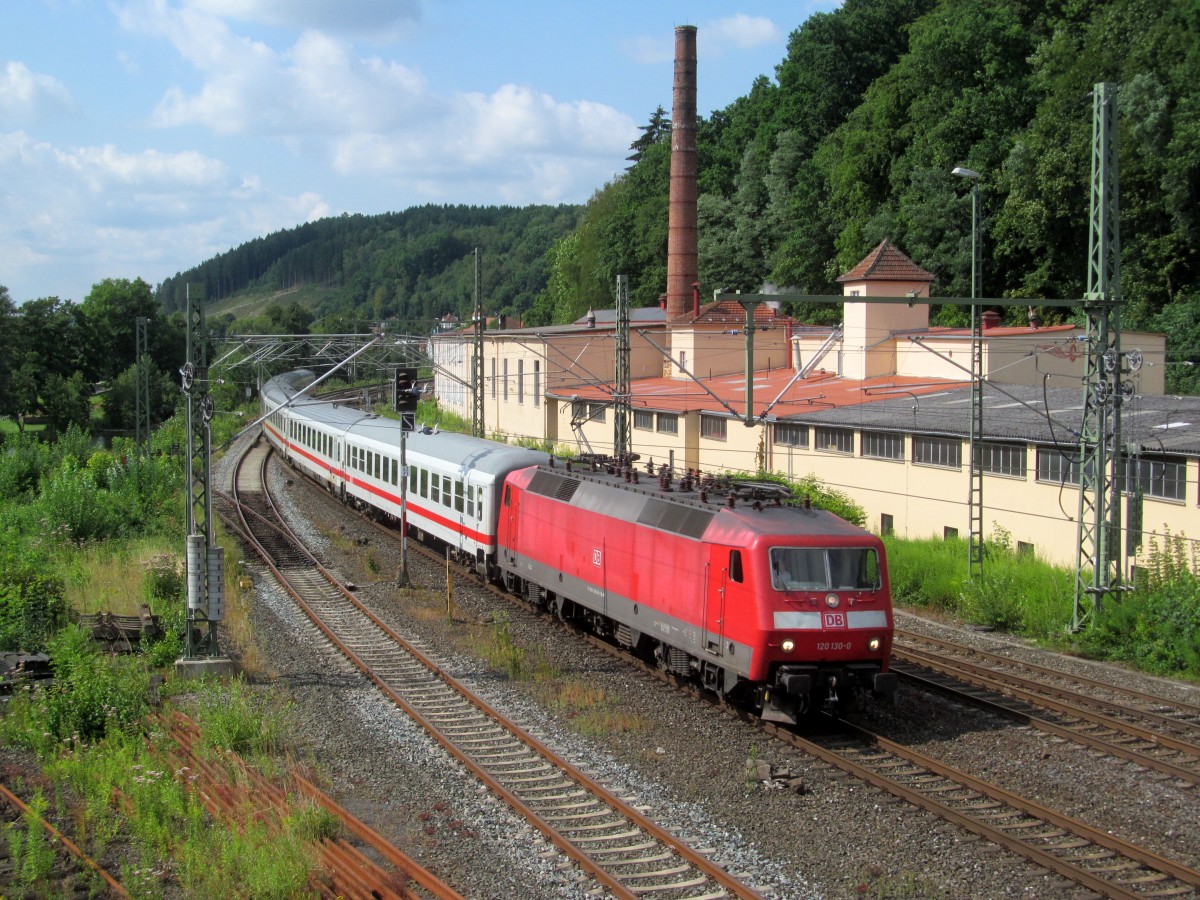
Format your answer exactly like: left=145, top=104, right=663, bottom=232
left=627, top=106, right=670, bottom=166
left=0, top=286, right=16, bottom=422
left=104, top=362, right=179, bottom=431
left=41, top=372, right=92, bottom=435
left=78, top=278, right=159, bottom=383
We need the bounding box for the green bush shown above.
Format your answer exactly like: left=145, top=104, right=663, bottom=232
left=0, top=526, right=67, bottom=652
left=0, top=432, right=51, bottom=500
left=1080, top=577, right=1200, bottom=677
left=1, top=626, right=149, bottom=756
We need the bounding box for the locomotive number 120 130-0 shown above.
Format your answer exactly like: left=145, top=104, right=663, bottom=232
left=815, top=641, right=853, bottom=652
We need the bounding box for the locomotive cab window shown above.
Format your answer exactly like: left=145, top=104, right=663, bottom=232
left=728, top=550, right=744, bottom=584
left=770, top=547, right=880, bottom=591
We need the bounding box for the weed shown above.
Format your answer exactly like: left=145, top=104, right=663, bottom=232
left=490, top=614, right=526, bottom=679
left=195, top=677, right=289, bottom=758
left=6, top=790, right=56, bottom=890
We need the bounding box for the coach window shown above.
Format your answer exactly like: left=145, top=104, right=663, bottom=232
left=409, top=464, right=417, bottom=493
left=375, top=453, right=381, bottom=480
left=728, top=550, right=744, bottom=584
left=466, top=485, right=475, bottom=518
left=420, top=469, right=428, bottom=499
left=431, top=472, right=440, bottom=503
left=442, top=475, right=451, bottom=506
left=454, top=480, right=464, bottom=513
left=391, top=458, right=398, bottom=486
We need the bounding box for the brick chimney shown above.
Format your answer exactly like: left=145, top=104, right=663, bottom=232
left=666, top=25, right=697, bottom=322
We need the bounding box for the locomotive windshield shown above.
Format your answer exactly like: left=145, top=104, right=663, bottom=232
left=770, top=547, right=880, bottom=591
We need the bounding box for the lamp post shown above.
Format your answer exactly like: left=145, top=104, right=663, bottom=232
left=952, top=166, right=981, bottom=301
left=953, top=165, right=984, bottom=578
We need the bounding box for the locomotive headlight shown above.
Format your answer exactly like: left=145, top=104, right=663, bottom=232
left=824, top=593, right=840, bottom=608
left=868, top=637, right=881, bottom=651
left=781, top=639, right=795, bottom=653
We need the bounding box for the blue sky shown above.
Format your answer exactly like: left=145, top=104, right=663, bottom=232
left=2, top=0, right=837, bottom=304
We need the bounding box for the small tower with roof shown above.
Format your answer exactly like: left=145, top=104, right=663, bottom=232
left=837, top=239, right=935, bottom=379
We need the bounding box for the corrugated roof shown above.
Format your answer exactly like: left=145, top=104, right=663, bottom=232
left=837, top=238, right=935, bottom=284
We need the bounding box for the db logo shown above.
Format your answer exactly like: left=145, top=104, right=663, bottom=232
left=822, top=612, right=847, bottom=629
left=592, top=548, right=603, bottom=567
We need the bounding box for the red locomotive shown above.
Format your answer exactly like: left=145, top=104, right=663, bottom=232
left=495, top=459, right=896, bottom=722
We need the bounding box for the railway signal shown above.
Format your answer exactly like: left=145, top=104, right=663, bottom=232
left=394, top=367, right=419, bottom=430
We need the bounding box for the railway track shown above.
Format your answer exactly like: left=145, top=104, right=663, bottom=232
left=891, top=629, right=1200, bottom=787
left=267, top=442, right=1200, bottom=899
left=218, top=438, right=757, bottom=900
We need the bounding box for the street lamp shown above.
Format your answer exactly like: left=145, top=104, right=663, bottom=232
left=951, top=166, right=981, bottom=301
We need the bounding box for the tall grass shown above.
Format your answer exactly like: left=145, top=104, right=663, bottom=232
left=884, top=526, right=1200, bottom=679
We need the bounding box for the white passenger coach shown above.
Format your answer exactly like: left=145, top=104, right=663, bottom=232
left=260, top=370, right=545, bottom=570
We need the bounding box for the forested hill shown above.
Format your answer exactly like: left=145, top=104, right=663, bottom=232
left=155, top=204, right=583, bottom=332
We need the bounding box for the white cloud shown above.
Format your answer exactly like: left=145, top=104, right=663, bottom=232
left=0, top=130, right=326, bottom=299
left=115, top=1, right=637, bottom=204
left=706, top=14, right=781, bottom=50
left=0, top=61, right=75, bottom=123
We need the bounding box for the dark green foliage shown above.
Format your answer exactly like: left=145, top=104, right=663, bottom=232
left=0, top=526, right=67, bottom=652
left=104, top=361, right=182, bottom=431
left=0, top=432, right=52, bottom=500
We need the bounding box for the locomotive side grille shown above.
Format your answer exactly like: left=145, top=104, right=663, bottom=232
left=637, top=498, right=714, bottom=539
left=527, top=470, right=582, bottom=503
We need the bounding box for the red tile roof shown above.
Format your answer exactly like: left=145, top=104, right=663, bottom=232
left=550, top=367, right=966, bottom=420
left=837, top=238, right=935, bottom=284
left=689, top=299, right=793, bottom=326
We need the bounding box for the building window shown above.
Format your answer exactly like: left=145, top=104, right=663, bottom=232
left=1036, top=447, right=1084, bottom=485
left=880, top=513, right=894, bottom=536
left=1118, top=455, right=1186, bottom=501
left=977, top=441, right=1027, bottom=477
left=503, top=359, right=509, bottom=401
left=588, top=402, right=607, bottom=423
left=815, top=426, right=853, bottom=454
left=656, top=413, right=678, bottom=435
left=944, top=526, right=959, bottom=540
left=634, top=410, right=654, bottom=430
left=861, top=430, right=903, bottom=460
left=913, top=435, right=962, bottom=468
left=491, top=358, right=496, bottom=399
left=700, top=414, right=727, bottom=441
left=517, top=359, right=524, bottom=404
left=774, top=423, right=809, bottom=448
left=1017, top=541, right=1035, bottom=556
left=533, top=361, right=540, bottom=408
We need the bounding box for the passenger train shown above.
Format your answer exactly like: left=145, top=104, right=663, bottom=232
left=261, top=370, right=897, bottom=721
